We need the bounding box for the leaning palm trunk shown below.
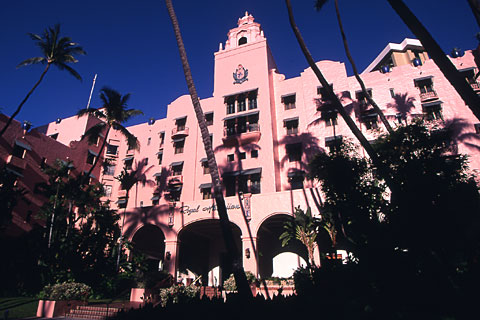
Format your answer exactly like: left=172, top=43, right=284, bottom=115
left=387, top=0, right=480, bottom=122
left=86, top=125, right=111, bottom=179
left=0, top=63, right=51, bottom=137
left=165, top=0, right=252, bottom=299
left=334, top=0, right=393, bottom=134
left=468, top=0, right=480, bottom=29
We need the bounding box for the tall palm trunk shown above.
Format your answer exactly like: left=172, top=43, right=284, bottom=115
left=165, top=0, right=252, bottom=299
left=86, top=125, right=111, bottom=180
left=0, top=63, right=51, bottom=137
left=334, top=0, right=393, bottom=134
left=387, top=0, right=480, bottom=121
left=468, top=0, right=480, bottom=28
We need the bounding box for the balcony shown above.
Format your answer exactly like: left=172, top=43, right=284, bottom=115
left=471, top=82, right=480, bottom=91
left=419, top=91, right=438, bottom=102
left=167, top=175, right=183, bottom=185
left=6, top=155, right=26, bottom=170
left=222, top=123, right=261, bottom=147
left=117, top=190, right=127, bottom=198
left=171, top=127, right=189, bottom=139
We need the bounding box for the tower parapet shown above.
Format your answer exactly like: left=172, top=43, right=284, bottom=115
left=220, top=12, right=265, bottom=52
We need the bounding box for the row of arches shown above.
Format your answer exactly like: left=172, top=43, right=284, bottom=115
left=130, top=214, right=308, bottom=285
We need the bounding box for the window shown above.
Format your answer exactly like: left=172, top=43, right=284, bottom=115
left=414, top=77, right=435, bottom=94
left=460, top=68, right=477, bottom=85
left=237, top=94, right=246, bottom=112
left=355, top=89, right=372, bottom=109
left=239, top=152, right=246, bottom=160
left=147, top=137, right=151, bottom=146
left=152, top=198, right=160, bottom=206
left=225, top=177, right=236, bottom=197
left=205, top=112, right=214, bottom=126
left=250, top=173, right=261, bottom=194
left=104, top=185, right=112, bottom=197
left=288, top=171, right=305, bottom=190
left=174, top=139, right=185, bottom=154
left=86, top=150, right=97, bottom=165
left=202, top=160, right=210, bottom=174
left=251, top=150, right=258, bottom=158
left=49, top=133, right=59, bottom=140
left=422, top=102, right=443, bottom=121
left=283, top=94, right=296, bottom=110
left=104, top=164, right=116, bottom=176
left=389, top=88, right=395, bottom=98
left=317, top=85, right=333, bottom=107
left=223, top=169, right=261, bottom=196
left=227, top=154, right=234, bottom=162
left=475, top=123, right=480, bottom=134
left=248, top=91, right=258, bottom=110
left=124, top=158, right=133, bottom=170
left=325, top=136, right=343, bottom=152
left=210, top=134, right=213, bottom=145
left=226, top=97, right=235, bottom=114
left=238, top=37, right=247, bottom=46
left=106, top=144, right=118, bottom=156
left=201, top=187, right=212, bottom=199
left=286, top=143, right=302, bottom=162
left=323, top=110, right=337, bottom=127
left=159, top=132, right=165, bottom=146
left=172, top=163, right=183, bottom=176
left=284, top=118, right=299, bottom=135
left=176, top=117, right=186, bottom=131
left=12, top=145, right=26, bottom=159
left=157, top=151, right=163, bottom=165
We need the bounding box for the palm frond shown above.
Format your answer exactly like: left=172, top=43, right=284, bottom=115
left=113, top=123, right=140, bottom=151
left=82, top=122, right=106, bottom=145
left=56, top=62, right=82, bottom=81
left=314, top=0, right=329, bottom=11
left=16, top=57, right=46, bottom=68
left=27, top=32, right=42, bottom=41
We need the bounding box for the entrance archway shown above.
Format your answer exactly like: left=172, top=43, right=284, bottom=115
left=257, top=214, right=308, bottom=279
left=131, top=224, right=166, bottom=272
left=178, top=219, right=242, bottom=286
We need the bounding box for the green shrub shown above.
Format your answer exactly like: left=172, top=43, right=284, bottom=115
left=38, top=282, right=90, bottom=301
left=159, top=284, right=199, bottom=307
left=223, top=271, right=257, bottom=292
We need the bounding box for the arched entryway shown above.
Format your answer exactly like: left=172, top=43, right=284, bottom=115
left=178, top=219, right=242, bottom=286
left=257, top=214, right=308, bottom=279
left=131, top=224, right=166, bottom=272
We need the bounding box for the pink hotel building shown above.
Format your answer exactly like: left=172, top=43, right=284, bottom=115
left=13, top=12, right=480, bottom=284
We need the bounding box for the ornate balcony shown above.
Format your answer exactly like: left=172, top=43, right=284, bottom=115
left=167, top=175, right=183, bottom=185
left=171, top=127, right=189, bottom=139
left=6, top=155, right=26, bottom=170
left=419, top=91, right=438, bottom=102
left=222, top=123, right=261, bottom=146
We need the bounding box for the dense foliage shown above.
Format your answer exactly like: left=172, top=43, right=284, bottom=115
left=38, top=282, right=91, bottom=301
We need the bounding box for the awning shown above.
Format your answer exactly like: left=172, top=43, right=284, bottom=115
left=169, top=185, right=182, bottom=192
left=223, top=167, right=262, bottom=177
left=223, top=88, right=258, bottom=98
left=355, top=88, right=372, bottom=93
left=15, top=140, right=32, bottom=151
left=172, top=137, right=185, bottom=143
left=325, top=135, right=343, bottom=143
left=116, top=199, right=127, bottom=205
left=123, top=156, right=134, bottom=161
left=223, top=110, right=259, bottom=121
left=422, top=101, right=443, bottom=108
left=199, top=157, right=207, bottom=163
left=174, top=115, right=187, bottom=121
left=153, top=172, right=162, bottom=177
left=60, top=160, right=74, bottom=168
left=6, top=167, right=23, bottom=177
left=83, top=171, right=96, bottom=179
left=283, top=116, right=299, bottom=123
left=287, top=170, right=305, bottom=178
left=280, top=93, right=295, bottom=99
left=156, top=150, right=163, bottom=155
left=459, top=67, right=476, bottom=72
left=88, top=149, right=99, bottom=157
left=170, top=161, right=184, bottom=167
left=199, top=182, right=212, bottom=189
left=151, top=195, right=160, bottom=201
left=414, top=76, right=433, bottom=82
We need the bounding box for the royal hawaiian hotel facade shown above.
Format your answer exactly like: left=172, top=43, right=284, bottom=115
left=32, top=12, right=480, bottom=286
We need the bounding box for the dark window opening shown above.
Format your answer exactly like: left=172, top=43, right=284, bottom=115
left=124, top=158, right=133, bottom=170
left=224, top=173, right=261, bottom=196
left=202, top=161, right=210, bottom=174
left=283, top=94, right=296, bottom=110
left=475, top=123, right=480, bottom=134
left=159, top=132, right=165, bottom=146
left=355, top=89, right=372, bottom=110
left=224, top=113, right=259, bottom=137
left=239, top=152, right=246, bottom=160
left=174, top=139, right=185, bottom=154
left=86, top=152, right=96, bottom=165
left=106, top=144, right=118, bottom=156
left=202, top=187, right=212, bottom=199
left=225, top=176, right=236, bottom=197
left=49, top=133, right=59, bottom=140
left=286, top=143, right=302, bottom=162
left=226, top=97, right=235, bottom=114
left=227, top=154, right=234, bottom=162
left=325, top=136, right=343, bottom=152
left=362, top=112, right=379, bottom=130
left=158, top=152, right=163, bottom=165
left=205, top=112, right=214, bottom=126
left=12, top=145, right=26, bottom=159
left=104, top=164, right=116, bottom=176
left=248, top=91, right=258, bottom=110
left=172, top=164, right=183, bottom=176
left=460, top=68, right=478, bottom=85
left=414, top=78, right=435, bottom=94
left=285, top=119, right=299, bottom=135
left=251, top=150, right=258, bottom=158
left=423, top=103, right=443, bottom=121
left=237, top=94, right=246, bottom=112
left=289, top=175, right=304, bottom=190
left=176, top=117, right=186, bottom=131
left=238, top=37, right=247, bottom=46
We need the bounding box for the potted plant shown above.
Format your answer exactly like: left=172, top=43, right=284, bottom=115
left=36, top=282, right=90, bottom=318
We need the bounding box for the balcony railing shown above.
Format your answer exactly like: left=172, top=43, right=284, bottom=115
left=117, top=190, right=127, bottom=198
left=224, top=123, right=260, bottom=137
left=471, top=82, right=480, bottom=91
left=171, top=127, right=189, bottom=138
left=419, top=91, right=438, bottom=102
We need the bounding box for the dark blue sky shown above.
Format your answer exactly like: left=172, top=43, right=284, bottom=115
left=0, top=0, right=477, bottom=128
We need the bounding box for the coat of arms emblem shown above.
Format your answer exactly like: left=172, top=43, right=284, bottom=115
left=233, top=64, right=248, bottom=84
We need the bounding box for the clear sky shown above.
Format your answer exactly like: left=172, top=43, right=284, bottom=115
left=0, top=0, right=477, bottom=128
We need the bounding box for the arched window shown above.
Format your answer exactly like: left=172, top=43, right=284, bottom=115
left=238, top=37, right=247, bottom=46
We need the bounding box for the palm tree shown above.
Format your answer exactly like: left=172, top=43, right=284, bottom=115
left=468, top=0, right=480, bottom=28
left=114, top=159, right=153, bottom=270
left=285, top=0, right=398, bottom=193
left=0, top=24, right=85, bottom=137
left=165, top=0, right=252, bottom=299
left=387, top=0, right=480, bottom=122
left=315, top=0, right=393, bottom=134
left=77, top=87, right=143, bottom=180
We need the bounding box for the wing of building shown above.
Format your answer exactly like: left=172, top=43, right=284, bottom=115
left=5, top=12, right=480, bottom=285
